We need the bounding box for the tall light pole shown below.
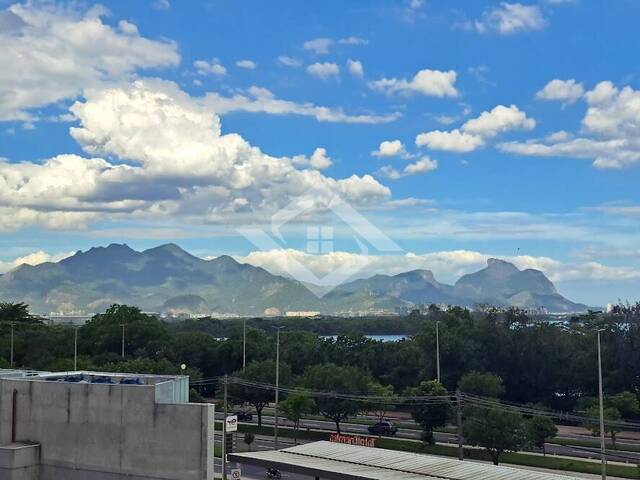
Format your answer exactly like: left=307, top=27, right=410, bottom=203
left=436, top=321, right=441, bottom=383
left=597, top=329, right=607, bottom=480
left=10, top=322, right=15, bottom=368
left=120, top=324, right=125, bottom=358
left=242, top=318, right=246, bottom=372
left=273, top=326, right=285, bottom=450
left=74, top=326, right=79, bottom=371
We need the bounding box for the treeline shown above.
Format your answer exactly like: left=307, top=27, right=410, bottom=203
left=0, top=302, right=639, bottom=415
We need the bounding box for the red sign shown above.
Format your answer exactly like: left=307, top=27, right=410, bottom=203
left=329, top=433, right=376, bottom=448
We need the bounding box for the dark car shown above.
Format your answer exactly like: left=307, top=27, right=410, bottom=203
left=234, top=410, right=253, bottom=422
left=367, top=421, right=398, bottom=436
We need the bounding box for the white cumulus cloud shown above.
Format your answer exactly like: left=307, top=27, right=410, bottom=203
left=346, top=59, right=364, bottom=78
left=416, top=105, right=534, bottom=153
left=415, top=130, right=485, bottom=152
left=473, top=3, right=548, bottom=35
left=0, top=2, right=179, bottom=121
left=369, top=69, right=458, bottom=97
left=378, top=156, right=438, bottom=180
left=371, top=140, right=411, bottom=158
left=194, top=59, right=227, bottom=76
left=235, top=59, right=256, bottom=69
left=307, top=62, right=340, bottom=80
left=500, top=81, right=640, bottom=169
left=536, top=79, right=584, bottom=103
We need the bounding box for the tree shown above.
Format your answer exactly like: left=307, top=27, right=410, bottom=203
left=280, top=390, right=316, bottom=444
left=464, top=408, right=528, bottom=465
left=526, top=416, right=558, bottom=455
left=243, top=432, right=255, bottom=451
left=608, top=391, right=640, bottom=418
left=458, top=371, right=505, bottom=398
left=81, top=305, right=169, bottom=358
left=229, top=360, right=291, bottom=427
left=367, top=382, right=396, bottom=423
left=404, top=380, right=450, bottom=444
left=0, top=303, right=33, bottom=323
left=300, top=363, right=375, bottom=434
left=585, top=405, right=623, bottom=446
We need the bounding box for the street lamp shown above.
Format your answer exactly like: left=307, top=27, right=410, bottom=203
left=73, top=325, right=80, bottom=371
left=272, top=326, right=285, bottom=450
left=243, top=318, right=246, bottom=372
left=120, top=324, right=126, bottom=358
left=436, top=321, right=441, bottom=383
left=597, top=328, right=607, bottom=480
left=10, top=322, right=15, bottom=368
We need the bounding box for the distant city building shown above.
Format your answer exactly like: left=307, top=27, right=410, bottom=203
left=0, top=370, right=214, bottom=480
left=263, top=307, right=281, bottom=316
left=284, top=311, right=321, bottom=317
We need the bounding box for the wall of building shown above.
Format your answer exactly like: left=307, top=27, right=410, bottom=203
left=0, top=379, right=214, bottom=480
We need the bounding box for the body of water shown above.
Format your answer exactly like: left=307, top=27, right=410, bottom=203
left=321, top=334, right=409, bottom=342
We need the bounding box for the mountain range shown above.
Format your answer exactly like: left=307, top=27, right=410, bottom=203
left=0, top=244, right=589, bottom=315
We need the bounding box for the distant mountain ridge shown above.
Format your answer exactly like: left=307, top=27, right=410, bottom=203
left=0, top=243, right=589, bottom=315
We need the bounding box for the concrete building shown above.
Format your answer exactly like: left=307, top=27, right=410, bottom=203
left=0, top=370, right=214, bottom=480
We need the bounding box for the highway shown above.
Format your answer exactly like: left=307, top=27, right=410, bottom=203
left=219, top=413, right=640, bottom=465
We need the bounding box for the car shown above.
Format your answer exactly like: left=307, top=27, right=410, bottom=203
left=234, top=410, right=253, bottom=422
left=367, top=421, right=398, bottom=436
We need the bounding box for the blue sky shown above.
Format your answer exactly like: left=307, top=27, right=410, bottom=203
left=1, top=0, right=640, bottom=306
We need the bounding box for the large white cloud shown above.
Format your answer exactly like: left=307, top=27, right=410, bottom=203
left=370, top=69, right=458, bottom=97
left=500, top=81, right=640, bottom=169
left=415, top=105, right=535, bottom=153
left=0, top=2, right=179, bottom=121
left=0, top=79, right=391, bottom=231
left=462, top=105, right=536, bottom=138
left=0, top=250, right=74, bottom=274
left=237, top=248, right=640, bottom=285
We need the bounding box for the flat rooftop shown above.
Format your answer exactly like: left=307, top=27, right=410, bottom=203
left=229, top=441, right=584, bottom=480
left=0, top=369, right=183, bottom=385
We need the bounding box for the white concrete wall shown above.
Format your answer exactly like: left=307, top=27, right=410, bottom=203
left=0, top=379, right=214, bottom=480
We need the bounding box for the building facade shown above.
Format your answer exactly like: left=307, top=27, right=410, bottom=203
left=0, top=371, right=214, bottom=480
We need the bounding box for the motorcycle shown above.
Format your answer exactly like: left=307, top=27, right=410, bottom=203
left=266, top=468, right=282, bottom=479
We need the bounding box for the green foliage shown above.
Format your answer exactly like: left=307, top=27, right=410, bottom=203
left=526, top=416, right=558, bottom=455
left=0, top=302, right=34, bottom=323
left=300, top=363, right=377, bottom=434
left=229, top=360, right=292, bottom=427
left=279, top=390, right=316, bottom=444
left=81, top=305, right=169, bottom=359
left=464, top=407, right=528, bottom=465
left=458, top=371, right=505, bottom=398
left=608, top=391, right=640, bottom=418
left=404, top=380, right=450, bottom=444
left=584, top=405, right=623, bottom=446
left=189, top=388, right=205, bottom=403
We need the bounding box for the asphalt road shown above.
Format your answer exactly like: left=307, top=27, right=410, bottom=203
left=214, top=458, right=313, bottom=480
left=224, top=413, right=640, bottom=465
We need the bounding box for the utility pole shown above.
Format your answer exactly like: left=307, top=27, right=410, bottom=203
left=273, top=326, right=284, bottom=450
left=120, top=324, right=125, bottom=358
left=456, top=389, right=464, bottom=460
left=10, top=322, right=15, bottom=368
left=223, top=375, right=228, bottom=480
left=74, top=326, right=79, bottom=371
left=597, top=329, right=607, bottom=480
left=242, top=318, right=246, bottom=372
left=435, top=321, right=441, bottom=383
